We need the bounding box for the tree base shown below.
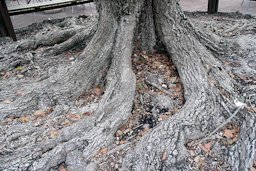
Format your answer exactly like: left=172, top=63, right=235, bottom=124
left=0, top=3, right=256, bottom=171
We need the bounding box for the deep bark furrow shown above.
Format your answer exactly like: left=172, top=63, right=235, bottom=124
left=138, top=0, right=156, bottom=53
left=227, top=84, right=256, bottom=170
left=228, top=112, right=256, bottom=170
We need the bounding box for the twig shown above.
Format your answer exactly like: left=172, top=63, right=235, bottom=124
left=221, top=101, right=239, bottom=119
left=139, top=94, right=144, bottom=106
left=126, top=134, right=137, bottom=141
left=233, top=21, right=248, bottom=34
left=25, top=52, right=42, bottom=74
left=248, top=94, right=256, bottom=113
left=132, top=124, right=143, bottom=130
left=225, top=23, right=240, bottom=33
left=243, top=85, right=256, bottom=92
left=196, top=106, right=242, bottom=145
left=145, top=80, right=173, bottom=96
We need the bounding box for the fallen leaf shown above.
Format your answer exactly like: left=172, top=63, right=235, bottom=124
left=3, top=99, right=12, bottom=104
left=19, top=116, right=30, bottom=123
left=47, top=107, right=54, bottom=114
left=171, top=108, right=180, bottom=113
left=120, top=140, right=127, bottom=145
left=172, top=84, right=182, bottom=92
left=17, top=74, right=24, bottom=79
left=15, top=90, right=25, bottom=96
left=199, top=142, right=212, bottom=153
left=152, top=61, right=162, bottom=69
left=159, top=115, right=169, bottom=121
left=194, top=156, right=201, bottom=163
left=141, top=54, right=149, bottom=60
left=123, top=129, right=132, bottom=134
left=223, top=61, right=231, bottom=66
left=50, top=130, right=58, bottom=138
left=62, top=119, right=72, bottom=126
left=93, top=87, right=103, bottom=96
left=223, top=129, right=238, bottom=139
left=66, top=114, right=81, bottom=121
left=3, top=72, right=11, bottom=78
left=99, top=147, right=108, bottom=155
left=34, top=110, right=47, bottom=118
left=194, top=156, right=205, bottom=167
left=158, top=64, right=165, bottom=69
left=170, top=77, right=177, bottom=83
left=15, top=66, right=24, bottom=71
left=116, top=130, right=123, bottom=137
left=187, top=150, right=196, bottom=156
left=83, top=112, right=92, bottom=116
left=226, top=137, right=239, bottom=145
left=139, top=129, right=149, bottom=137
left=59, top=165, right=68, bottom=171
left=119, top=125, right=127, bottom=132
left=186, top=140, right=196, bottom=149
left=252, top=161, right=256, bottom=171
left=162, top=151, right=168, bottom=161
left=247, top=106, right=256, bottom=113
left=0, top=72, right=5, bottom=76
left=143, top=126, right=150, bottom=132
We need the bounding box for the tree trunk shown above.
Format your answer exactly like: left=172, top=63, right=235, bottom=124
left=0, top=0, right=255, bottom=170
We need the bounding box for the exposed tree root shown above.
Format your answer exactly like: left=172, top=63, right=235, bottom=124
left=1, top=1, right=140, bottom=171
left=16, top=27, right=81, bottom=51
left=122, top=1, right=254, bottom=171
left=41, top=21, right=97, bottom=57
left=15, top=17, right=94, bottom=51
left=0, top=10, right=115, bottom=118
left=0, top=0, right=256, bottom=171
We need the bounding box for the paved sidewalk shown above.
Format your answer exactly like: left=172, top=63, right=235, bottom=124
left=180, top=0, right=256, bottom=16
left=7, top=0, right=256, bottom=29
left=9, top=2, right=97, bottom=28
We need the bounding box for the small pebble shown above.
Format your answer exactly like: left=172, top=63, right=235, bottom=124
left=116, top=130, right=123, bottom=137
left=162, top=84, right=168, bottom=89
left=17, top=74, right=24, bottom=78
left=124, top=129, right=131, bottom=134
left=143, top=124, right=150, bottom=129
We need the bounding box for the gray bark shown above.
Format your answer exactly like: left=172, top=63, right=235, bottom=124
left=137, top=0, right=156, bottom=53
left=0, top=0, right=255, bottom=171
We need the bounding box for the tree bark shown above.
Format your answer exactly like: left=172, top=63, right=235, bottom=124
left=0, top=0, right=255, bottom=170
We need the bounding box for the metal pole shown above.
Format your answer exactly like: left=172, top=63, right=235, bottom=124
left=208, top=0, right=219, bottom=14
left=0, top=0, right=17, bottom=41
